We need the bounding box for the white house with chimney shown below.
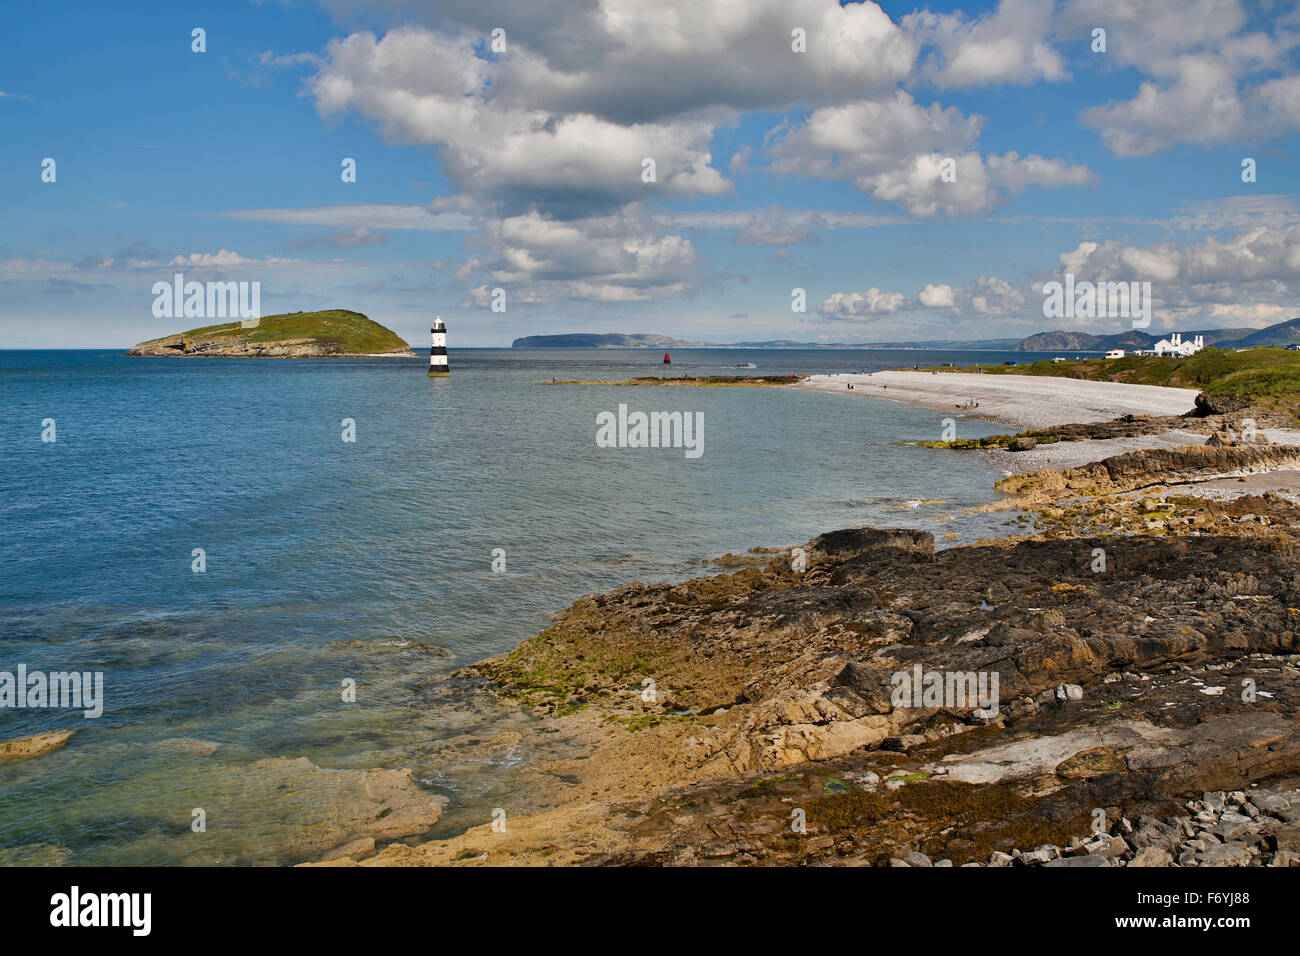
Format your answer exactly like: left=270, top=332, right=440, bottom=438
left=1151, top=333, right=1204, bottom=357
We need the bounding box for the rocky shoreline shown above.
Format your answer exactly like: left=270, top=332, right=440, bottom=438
left=307, top=392, right=1300, bottom=867
left=125, top=333, right=413, bottom=358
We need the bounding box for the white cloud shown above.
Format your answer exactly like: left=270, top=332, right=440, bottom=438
left=314, top=0, right=917, bottom=122
left=1064, top=0, right=1300, bottom=154
left=905, top=0, right=1067, bottom=89
left=811, top=223, right=1300, bottom=332
left=308, top=26, right=731, bottom=214
left=1061, top=0, right=1250, bottom=73
left=461, top=207, right=702, bottom=303
left=1056, top=226, right=1300, bottom=287
left=769, top=91, right=1092, bottom=216
left=913, top=276, right=1029, bottom=315
left=167, top=250, right=295, bottom=269
left=918, top=283, right=956, bottom=308
left=817, top=287, right=906, bottom=319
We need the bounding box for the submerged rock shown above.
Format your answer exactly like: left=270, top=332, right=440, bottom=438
left=0, top=729, right=74, bottom=763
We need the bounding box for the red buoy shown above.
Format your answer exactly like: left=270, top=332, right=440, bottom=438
left=663, top=351, right=672, bottom=364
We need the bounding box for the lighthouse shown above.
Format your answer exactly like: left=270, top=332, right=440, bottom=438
left=428, top=316, right=449, bottom=376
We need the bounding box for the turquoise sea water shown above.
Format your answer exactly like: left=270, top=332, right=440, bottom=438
left=0, top=347, right=1042, bottom=864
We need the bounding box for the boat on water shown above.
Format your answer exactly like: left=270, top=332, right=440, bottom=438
left=735, top=362, right=756, bottom=369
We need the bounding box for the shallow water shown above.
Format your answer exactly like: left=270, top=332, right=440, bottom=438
left=0, top=347, right=1040, bottom=864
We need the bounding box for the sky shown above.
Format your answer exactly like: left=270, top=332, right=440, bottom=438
left=1, top=0, right=1298, bottom=348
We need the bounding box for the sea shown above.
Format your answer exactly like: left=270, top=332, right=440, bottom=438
left=0, top=347, right=1055, bottom=865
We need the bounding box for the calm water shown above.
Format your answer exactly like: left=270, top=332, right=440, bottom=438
left=0, top=347, right=1040, bottom=864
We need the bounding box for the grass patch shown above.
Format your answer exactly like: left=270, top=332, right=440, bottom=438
left=135, top=309, right=410, bottom=355
left=923, top=347, right=1300, bottom=406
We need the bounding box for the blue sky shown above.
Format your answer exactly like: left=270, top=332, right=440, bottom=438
left=2, top=0, right=1298, bottom=347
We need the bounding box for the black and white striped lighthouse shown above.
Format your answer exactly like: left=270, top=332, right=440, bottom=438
left=428, top=315, right=449, bottom=377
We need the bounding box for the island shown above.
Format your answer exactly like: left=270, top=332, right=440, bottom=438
left=126, top=310, right=413, bottom=358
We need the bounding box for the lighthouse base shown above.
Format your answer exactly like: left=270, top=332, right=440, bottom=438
left=427, top=369, right=450, bottom=377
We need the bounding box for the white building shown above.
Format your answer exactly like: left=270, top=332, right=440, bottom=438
left=1152, top=333, right=1204, bottom=357
left=1105, top=349, right=1125, bottom=359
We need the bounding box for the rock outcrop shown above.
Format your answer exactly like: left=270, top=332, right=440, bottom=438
left=423, top=514, right=1300, bottom=866
left=1000, top=443, right=1300, bottom=494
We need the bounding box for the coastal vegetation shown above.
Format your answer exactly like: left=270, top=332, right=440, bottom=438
left=127, top=309, right=412, bottom=357
left=937, top=347, right=1300, bottom=406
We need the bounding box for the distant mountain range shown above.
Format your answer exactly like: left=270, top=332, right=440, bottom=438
left=512, top=318, right=1300, bottom=352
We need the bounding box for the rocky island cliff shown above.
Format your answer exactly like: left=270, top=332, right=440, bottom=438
left=126, top=309, right=413, bottom=358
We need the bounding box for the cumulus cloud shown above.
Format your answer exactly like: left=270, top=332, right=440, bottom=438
left=301, top=4, right=938, bottom=224
left=817, top=276, right=1029, bottom=321
left=813, top=224, right=1300, bottom=331
left=911, top=276, right=1031, bottom=316
left=308, top=26, right=731, bottom=216
left=314, top=0, right=917, bottom=123
left=918, top=283, right=956, bottom=308
left=269, top=0, right=1295, bottom=317
left=768, top=91, right=1092, bottom=216
left=167, top=250, right=276, bottom=268
left=1061, top=0, right=1251, bottom=73
left=817, top=287, right=906, bottom=319
left=461, top=207, right=703, bottom=303
left=1046, top=227, right=1300, bottom=327
left=1063, top=0, right=1300, bottom=154
left=1055, top=227, right=1300, bottom=289
left=293, top=0, right=1114, bottom=310
left=905, top=0, right=1067, bottom=88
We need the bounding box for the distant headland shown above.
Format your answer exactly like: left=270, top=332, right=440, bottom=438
left=512, top=317, right=1300, bottom=352
left=126, top=310, right=413, bottom=358
left=510, top=333, right=696, bottom=349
